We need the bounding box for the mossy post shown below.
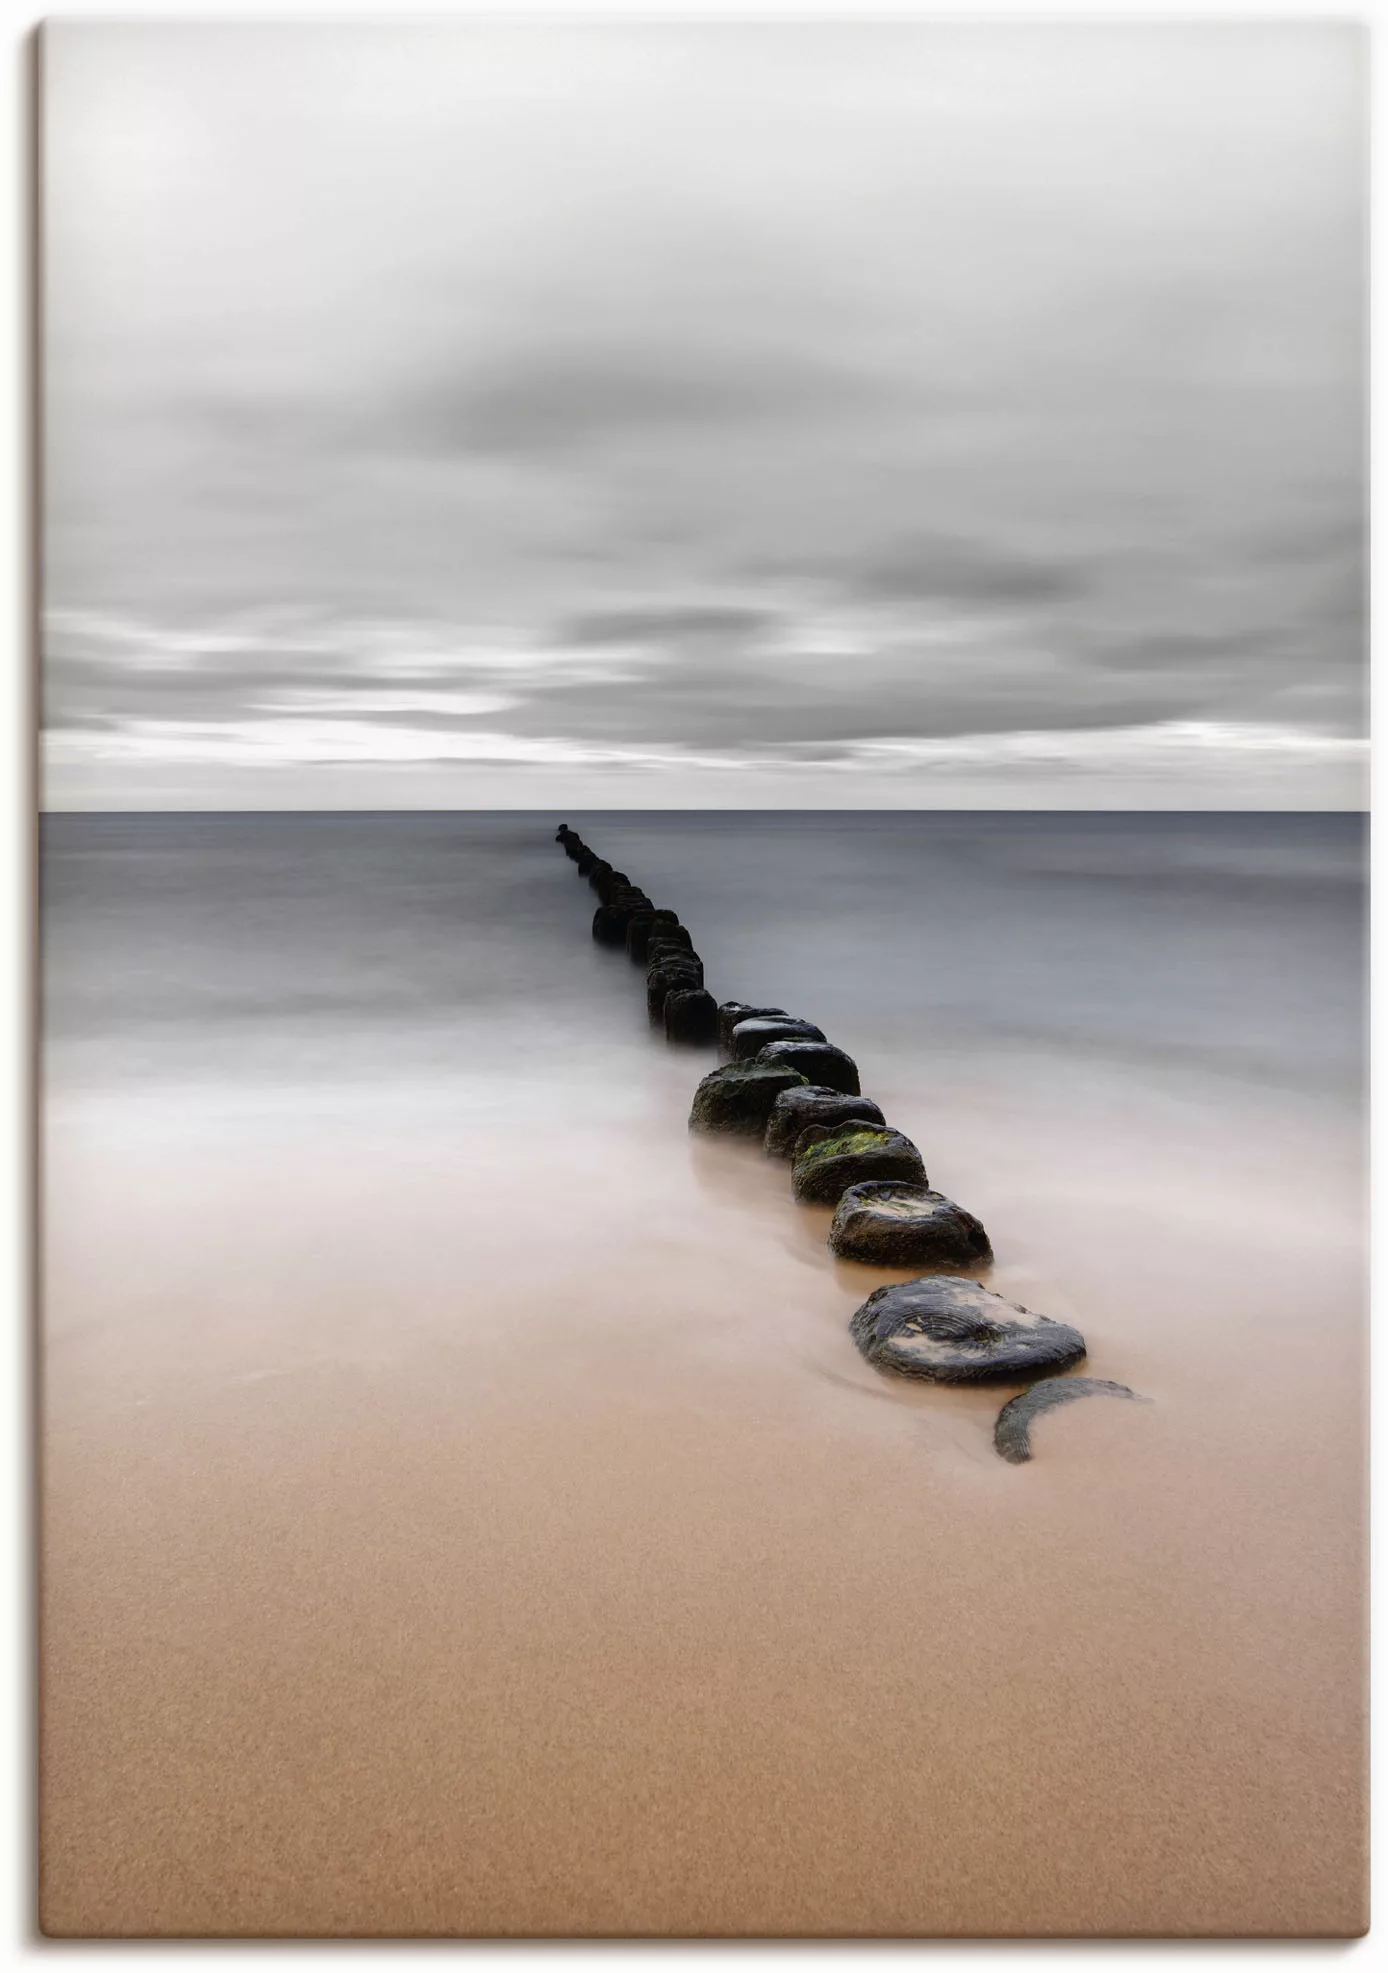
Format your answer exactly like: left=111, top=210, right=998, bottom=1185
left=717, top=1003, right=787, bottom=1051
left=624, top=913, right=658, bottom=961
left=648, top=960, right=705, bottom=1020
left=828, top=1183, right=993, bottom=1268
left=665, top=988, right=719, bottom=1046
left=755, top=1039, right=860, bottom=1095
left=689, top=1061, right=811, bottom=1135
left=790, top=1124, right=926, bottom=1206
left=764, top=1088, right=885, bottom=1160
left=728, top=1016, right=825, bottom=1060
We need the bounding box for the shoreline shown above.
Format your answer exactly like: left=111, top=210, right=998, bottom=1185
left=39, top=813, right=1367, bottom=1936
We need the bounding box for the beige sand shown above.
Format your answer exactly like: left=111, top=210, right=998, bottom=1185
left=39, top=1044, right=1366, bottom=1936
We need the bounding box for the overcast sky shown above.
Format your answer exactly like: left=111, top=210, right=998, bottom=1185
left=43, top=19, right=1365, bottom=809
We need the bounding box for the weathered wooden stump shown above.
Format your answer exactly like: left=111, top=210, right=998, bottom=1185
left=851, top=1277, right=1087, bottom=1385
left=994, top=1378, right=1149, bottom=1463
left=689, top=1061, right=811, bottom=1135
left=828, top=1182, right=992, bottom=1268
left=790, top=1123, right=926, bottom=1206
left=665, top=988, right=719, bottom=1046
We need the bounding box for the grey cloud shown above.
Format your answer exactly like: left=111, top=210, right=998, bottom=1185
left=43, top=576, right=1361, bottom=757
left=41, top=20, right=1365, bottom=803
left=1248, top=515, right=1364, bottom=570
left=397, top=343, right=881, bottom=459
left=555, top=604, right=778, bottom=647
left=487, top=643, right=1226, bottom=752
left=1086, top=631, right=1261, bottom=673
left=46, top=651, right=331, bottom=701
left=41, top=608, right=664, bottom=734
left=845, top=535, right=1086, bottom=609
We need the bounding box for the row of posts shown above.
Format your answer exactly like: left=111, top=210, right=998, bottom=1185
left=553, top=823, right=1148, bottom=1463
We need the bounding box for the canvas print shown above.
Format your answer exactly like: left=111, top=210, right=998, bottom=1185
left=39, top=18, right=1366, bottom=1939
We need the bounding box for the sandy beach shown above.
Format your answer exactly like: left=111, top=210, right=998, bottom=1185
left=39, top=812, right=1367, bottom=1936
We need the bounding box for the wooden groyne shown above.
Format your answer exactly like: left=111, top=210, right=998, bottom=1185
left=554, top=823, right=1149, bottom=1462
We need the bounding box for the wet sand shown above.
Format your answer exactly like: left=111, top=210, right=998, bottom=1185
left=39, top=813, right=1366, bottom=1935
left=41, top=1057, right=1365, bottom=1936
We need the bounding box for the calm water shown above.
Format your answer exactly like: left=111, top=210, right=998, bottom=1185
left=42, top=810, right=1366, bottom=1102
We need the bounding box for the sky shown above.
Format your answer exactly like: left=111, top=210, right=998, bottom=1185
left=42, top=19, right=1366, bottom=809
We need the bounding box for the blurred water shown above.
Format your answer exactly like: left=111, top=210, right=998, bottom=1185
left=41, top=810, right=1366, bottom=1104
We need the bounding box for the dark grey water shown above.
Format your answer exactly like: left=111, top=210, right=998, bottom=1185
left=41, top=811, right=1366, bottom=1103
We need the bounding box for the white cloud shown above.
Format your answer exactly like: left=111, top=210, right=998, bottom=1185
left=839, top=722, right=1366, bottom=772
left=249, top=689, right=522, bottom=717
left=43, top=715, right=1366, bottom=781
